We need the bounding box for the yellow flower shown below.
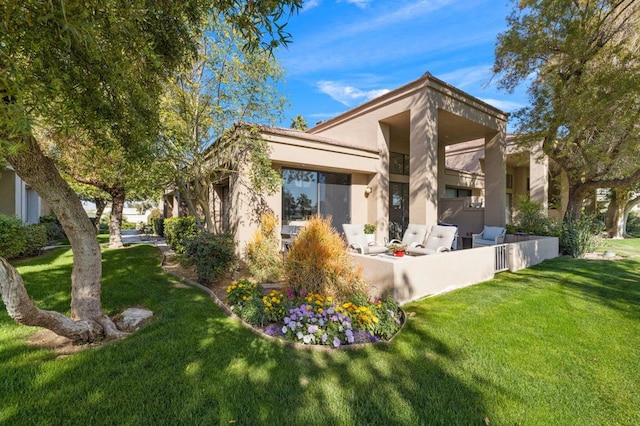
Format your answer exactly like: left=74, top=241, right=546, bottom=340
left=242, top=296, right=248, bottom=301
left=306, top=305, right=312, bottom=311
left=326, top=296, right=333, bottom=302
left=318, top=308, right=324, bottom=314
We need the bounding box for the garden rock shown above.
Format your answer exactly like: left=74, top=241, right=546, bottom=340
left=115, top=308, right=154, bottom=332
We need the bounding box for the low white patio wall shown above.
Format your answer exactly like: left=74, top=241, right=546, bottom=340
left=349, top=236, right=559, bottom=305
left=508, top=236, right=559, bottom=272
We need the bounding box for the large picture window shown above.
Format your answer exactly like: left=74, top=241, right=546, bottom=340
left=282, top=168, right=351, bottom=231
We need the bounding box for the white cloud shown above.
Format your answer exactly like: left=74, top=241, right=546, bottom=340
left=302, top=0, right=321, bottom=12
left=436, top=65, right=493, bottom=89
left=316, top=80, right=390, bottom=106
left=343, top=0, right=372, bottom=8
left=480, top=98, right=525, bottom=112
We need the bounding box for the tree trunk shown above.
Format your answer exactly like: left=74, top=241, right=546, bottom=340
left=94, top=198, right=108, bottom=234
left=108, top=187, right=125, bottom=248
left=606, top=189, right=629, bottom=239
left=177, top=179, right=205, bottom=229
left=564, top=186, right=587, bottom=221
left=0, top=257, right=102, bottom=341
left=4, top=134, right=123, bottom=341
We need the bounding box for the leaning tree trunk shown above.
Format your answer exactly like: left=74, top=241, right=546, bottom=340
left=108, top=187, right=125, bottom=248
left=3, top=134, right=123, bottom=342
left=606, top=189, right=629, bottom=239
left=94, top=197, right=108, bottom=234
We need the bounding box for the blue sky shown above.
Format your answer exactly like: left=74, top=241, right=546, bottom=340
left=274, top=0, right=528, bottom=129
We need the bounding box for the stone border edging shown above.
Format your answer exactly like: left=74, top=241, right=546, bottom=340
left=160, top=255, right=406, bottom=351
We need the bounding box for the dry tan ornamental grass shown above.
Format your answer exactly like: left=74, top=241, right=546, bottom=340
left=284, top=216, right=366, bottom=301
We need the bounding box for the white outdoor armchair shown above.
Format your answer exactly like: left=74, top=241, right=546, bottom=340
left=342, top=224, right=388, bottom=255
left=388, top=223, right=429, bottom=248
left=472, top=226, right=506, bottom=248
left=406, top=224, right=458, bottom=256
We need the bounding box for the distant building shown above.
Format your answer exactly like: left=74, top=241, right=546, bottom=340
left=0, top=166, right=51, bottom=223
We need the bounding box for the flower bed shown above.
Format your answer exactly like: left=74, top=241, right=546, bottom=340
left=226, top=279, right=403, bottom=348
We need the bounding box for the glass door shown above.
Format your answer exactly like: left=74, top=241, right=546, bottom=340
left=389, top=182, right=409, bottom=241
left=319, top=172, right=351, bottom=232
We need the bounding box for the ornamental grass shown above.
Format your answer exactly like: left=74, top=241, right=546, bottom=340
left=284, top=216, right=366, bottom=301
left=244, top=212, right=284, bottom=283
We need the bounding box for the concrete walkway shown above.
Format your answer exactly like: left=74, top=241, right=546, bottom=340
left=120, top=229, right=173, bottom=256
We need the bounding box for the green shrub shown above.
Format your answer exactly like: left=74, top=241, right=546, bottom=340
left=513, top=197, right=553, bottom=236
left=0, top=214, right=26, bottom=259
left=245, top=212, right=284, bottom=283
left=22, top=224, right=48, bottom=257
left=39, top=214, right=66, bottom=243
left=559, top=215, right=602, bottom=258
left=164, top=216, right=199, bottom=254
left=284, top=216, right=366, bottom=302
left=152, top=217, right=165, bottom=237
left=121, top=220, right=137, bottom=230
left=370, top=293, right=402, bottom=340
left=184, top=232, right=237, bottom=284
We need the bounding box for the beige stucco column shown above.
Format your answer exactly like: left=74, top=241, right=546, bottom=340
left=529, top=141, right=549, bottom=214
left=484, top=130, right=506, bottom=226
left=409, top=103, right=438, bottom=225
left=373, top=122, right=391, bottom=240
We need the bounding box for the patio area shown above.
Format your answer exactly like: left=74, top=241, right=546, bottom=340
left=350, top=235, right=559, bottom=304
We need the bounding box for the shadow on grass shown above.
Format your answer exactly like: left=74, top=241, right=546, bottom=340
left=1, top=245, right=488, bottom=425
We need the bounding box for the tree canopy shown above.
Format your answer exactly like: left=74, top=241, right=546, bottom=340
left=493, top=0, right=640, bottom=218
left=159, top=17, right=285, bottom=231
left=0, top=0, right=302, bottom=342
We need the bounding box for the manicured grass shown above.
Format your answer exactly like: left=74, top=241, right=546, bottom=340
left=1, top=241, right=639, bottom=424
left=597, top=237, right=640, bottom=258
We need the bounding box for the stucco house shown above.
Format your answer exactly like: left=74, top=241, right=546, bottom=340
left=164, top=72, right=552, bottom=252
left=0, top=166, right=51, bottom=224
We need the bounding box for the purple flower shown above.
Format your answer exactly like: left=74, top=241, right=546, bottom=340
left=353, top=330, right=376, bottom=343
left=264, top=323, right=284, bottom=337
left=333, top=337, right=341, bottom=348
left=322, top=333, right=328, bottom=343
left=345, top=329, right=354, bottom=344
left=308, top=325, right=318, bottom=334
left=300, top=289, right=308, bottom=297
left=296, top=331, right=304, bottom=340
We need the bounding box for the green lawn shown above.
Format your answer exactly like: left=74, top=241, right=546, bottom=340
left=1, top=241, right=639, bottom=425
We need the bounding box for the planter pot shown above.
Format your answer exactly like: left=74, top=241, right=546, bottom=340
left=392, top=250, right=405, bottom=257
left=365, top=234, right=375, bottom=244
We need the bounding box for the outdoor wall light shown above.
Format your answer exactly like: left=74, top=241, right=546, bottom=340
left=364, top=186, right=373, bottom=195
